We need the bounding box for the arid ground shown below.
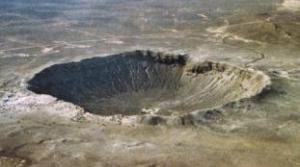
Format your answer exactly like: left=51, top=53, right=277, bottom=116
left=1, top=0, right=300, bottom=166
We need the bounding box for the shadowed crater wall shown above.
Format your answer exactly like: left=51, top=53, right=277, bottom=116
left=27, top=50, right=270, bottom=116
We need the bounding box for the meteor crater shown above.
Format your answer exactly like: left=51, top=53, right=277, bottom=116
left=27, top=50, right=270, bottom=116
